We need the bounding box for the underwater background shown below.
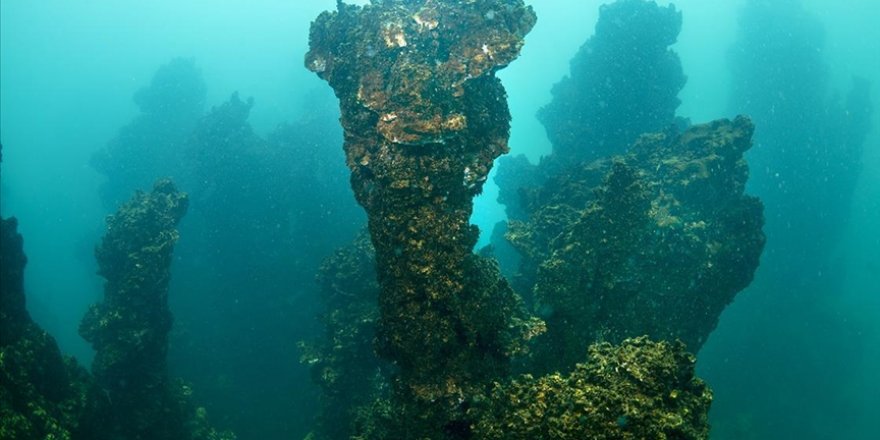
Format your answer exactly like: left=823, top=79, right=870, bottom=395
left=1, top=0, right=878, bottom=439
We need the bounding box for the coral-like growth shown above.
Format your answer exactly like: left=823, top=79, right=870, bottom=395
left=507, top=117, right=764, bottom=370
left=307, top=0, right=537, bottom=435
left=473, top=337, right=711, bottom=440
left=538, top=0, right=686, bottom=165
left=492, top=0, right=688, bottom=281
left=80, top=179, right=232, bottom=440
left=304, top=2, right=729, bottom=438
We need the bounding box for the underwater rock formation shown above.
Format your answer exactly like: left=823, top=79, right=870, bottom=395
left=506, top=117, right=765, bottom=370
left=1, top=143, right=108, bottom=440
left=305, top=2, right=726, bottom=438
left=1, top=219, right=108, bottom=440
left=494, top=153, right=543, bottom=223
left=91, top=58, right=206, bottom=209
left=538, top=0, right=686, bottom=165
left=80, top=179, right=232, bottom=440
left=307, top=0, right=537, bottom=435
left=492, top=0, right=688, bottom=279
left=300, top=232, right=385, bottom=440
left=351, top=336, right=713, bottom=440
left=473, top=337, right=711, bottom=440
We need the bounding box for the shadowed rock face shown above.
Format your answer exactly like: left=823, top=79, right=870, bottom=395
left=80, top=179, right=233, bottom=440
left=81, top=179, right=188, bottom=399
left=80, top=179, right=188, bottom=439
left=0, top=198, right=27, bottom=346
left=505, top=117, right=765, bottom=371
left=1, top=221, right=107, bottom=440
left=306, top=0, right=536, bottom=427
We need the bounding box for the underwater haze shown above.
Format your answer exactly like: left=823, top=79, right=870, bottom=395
left=1, top=1, right=878, bottom=439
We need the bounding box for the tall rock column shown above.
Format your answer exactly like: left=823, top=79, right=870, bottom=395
left=80, top=179, right=197, bottom=440
left=306, top=0, right=536, bottom=436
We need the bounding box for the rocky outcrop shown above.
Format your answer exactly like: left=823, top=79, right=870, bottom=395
left=306, top=1, right=538, bottom=437
left=493, top=0, right=690, bottom=283
left=506, top=117, right=764, bottom=371
left=80, top=179, right=232, bottom=440
left=473, top=337, right=712, bottom=440
left=303, top=2, right=726, bottom=439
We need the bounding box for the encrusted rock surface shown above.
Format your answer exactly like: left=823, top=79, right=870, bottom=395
left=300, top=232, right=384, bottom=440
left=473, top=337, right=711, bottom=440
left=307, top=1, right=537, bottom=435
left=506, top=117, right=765, bottom=371
left=80, top=179, right=233, bottom=440
left=305, top=2, right=729, bottom=439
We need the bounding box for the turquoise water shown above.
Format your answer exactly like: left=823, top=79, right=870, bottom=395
left=2, top=1, right=878, bottom=439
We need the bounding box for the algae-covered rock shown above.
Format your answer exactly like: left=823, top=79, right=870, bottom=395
left=473, top=337, right=711, bottom=440
left=307, top=0, right=536, bottom=148
left=506, top=117, right=764, bottom=371
left=493, top=0, right=689, bottom=283
left=307, top=1, right=537, bottom=437
left=0, top=322, right=107, bottom=440
left=81, top=179, right=188, bottom=394
left=80, top=178, right=233, bottom=440
left=305, top=3, right=725, bottom=439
